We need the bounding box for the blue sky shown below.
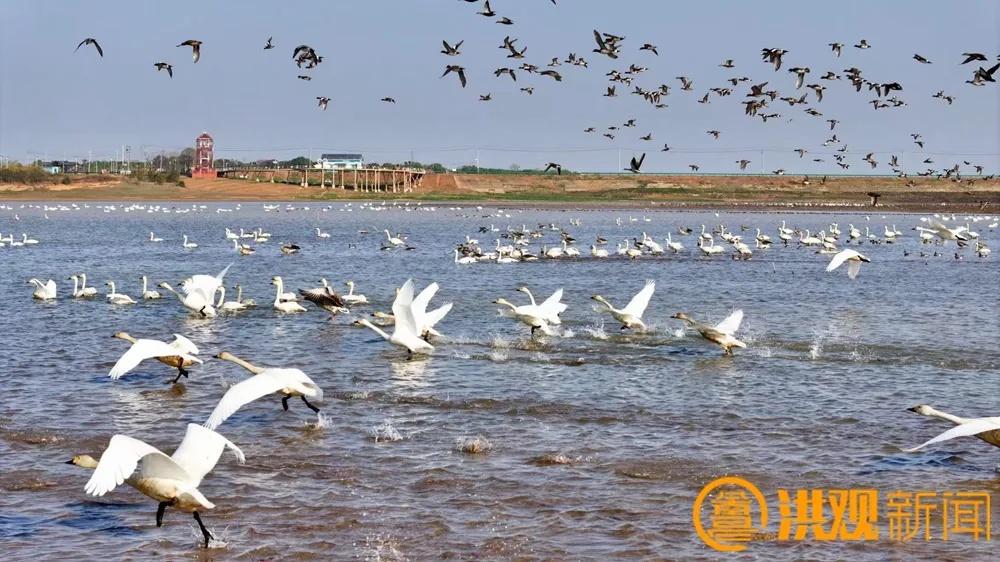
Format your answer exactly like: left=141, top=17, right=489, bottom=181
left=1, top=0, right=998, bottom=173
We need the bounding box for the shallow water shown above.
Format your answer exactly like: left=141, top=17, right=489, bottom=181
left=2, top=201, right=998, bottom=560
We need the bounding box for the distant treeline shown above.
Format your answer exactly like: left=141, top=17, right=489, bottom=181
left=0, top=164, right=72, bottom=185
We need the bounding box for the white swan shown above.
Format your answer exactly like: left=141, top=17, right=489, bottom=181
left=27, top=278, right=57, bottom=300
left=343, top=281, right=369, bottom=304
left=316, top=227, right=331, bottom=239
left=592, top=279, right=655, bottom=331
left=233, top=239, right=254, bottom=255
left=105, top=281, right=137, bottom=304
left=411, top=281, right=453, bottom=341
left=516, top=286, right=566, bottom=325
left=22, top=233, right=39, bottom=245
left=182, top=235, right=198, bottom=249
left=671, top=309, right=746, bottom=355
left=179, top=264, right=231, bottom=301
left=67, top=423, right=244, bottom=548
left=353, top=278, right=435, bottom=356
left=454, top=249, right=478, bottom=264
left=903, top=404, right=1000, bottom=452
left=826, top=249, right=870, bottom=280
left=159, top=282, right=213, bottom=316
left=108, top=332, right=201, bottom=383
left=927, top=219, right=969, bottom=243
left=590, top=245, right=609, bottom=258
left=384, top=229, right=405, bottom=246
left=140, top=275, right=162, bottom=299
left=665, top=232, right=684, bottom=252
left=69, top=275, right=87, bottom=298
left=78, top=273, right=98, bottom=297
left=216, top=286, right=247, bottom=312
left=205, top=352, right=324, bottom=429
left=271, top=277, right=307, bottom=312
left=149, top=232, right=163, bottom=243
left=493, top=297, right=551, bottom=336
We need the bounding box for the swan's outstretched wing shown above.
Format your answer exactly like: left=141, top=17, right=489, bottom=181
left=109, top=339, right=193, bottom=379
left=391, top=279, right=421, bottom=338
left=540, top=288, right=567, bottom=316
left=424, top=302, right=453, bottom=330
left=903, top=418, right=1000, bottom=453
left=170, top=424, right=245, bottom=487
left=411, top=282, right=440, bottom=329
left=621, top=279, right=655, bottom=317
left=203, top=369, right=321, bottom=430
left=713, top=309, right=744, bottom=336
left=84, top=435, right=186, bottom=496
left=44, top=279, right=57, bottom=296
left=825, top=249, right=855, bottom=273
left=847, top=260, right=862, bottom=280
left=169, top=334, right=199, bottom=356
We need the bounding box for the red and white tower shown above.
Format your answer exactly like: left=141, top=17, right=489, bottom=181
left=192, top=132, right=214, bottom=178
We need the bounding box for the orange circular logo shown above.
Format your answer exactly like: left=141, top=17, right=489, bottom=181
left=693, top=476, right=769, bottom=552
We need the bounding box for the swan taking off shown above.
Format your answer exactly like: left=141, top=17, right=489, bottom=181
left=67, top=423, right=244, bottom=548
left=27, top=278, right=57, bottom=300
left=494, top=297, right=551, bottom=336
left=516, top=286, right=566, bottom=325
left=903, top=404, right=1000, bottom=452
left=109, top=332, right=202, bottom=383
left=205, top=352, right=324, bottom=429
left=353, top=278, right=435, bottom=356
left=671, top=309, right=746, bottom=355
left=592, top=279, right=655, bottom=331
left=826, top=249, right=870, bottom=280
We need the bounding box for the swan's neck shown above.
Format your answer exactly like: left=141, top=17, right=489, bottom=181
left=71, top=277, right=79, bottom=294
left=141, top=277, right=148, bottom=293
left=235, top=286, right=243, bottom=302
left=922, top=407, right=967, bottom=425
left=217, top=286, right=226, bottom=306
left=361, top=320, right=392, bottom=341
left=80, top=274, right=88, bottom=289
left=595, top=296, right=614, bottom=309
left=108, top=282, right=116, bottom=294
left=521, top=289, right=537, bottom=306
left=224, top=354, right=264, bottom=375
left=347, top=284, right=355, bottom=296
left=273, top=279, right=284, bottom=304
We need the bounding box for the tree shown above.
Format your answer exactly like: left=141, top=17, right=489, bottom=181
left=509, top=163, right=521, bottom=171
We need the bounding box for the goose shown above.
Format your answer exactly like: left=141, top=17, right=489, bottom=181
left=78, top=273, right=98, bottom=297
left=271, top=277, right=307, bottom=312
left=903, top=404, right=1000, bottom=452
left=149, top=232, right=163, bottom=242
left=105, top=281, right=137, bottom=304
left=233, top=239, right=254, bottom=255
left=205, top=351, right=324, bottom=429
left=108, top=332, right=201, bottom=383
left=454, top=249, right=478, bottom=264
left=159, top=282, right=213, bottom=316
left=27, top=278, right=57, bottom=300
left=493, top=297, right=551, bottom=335
left=671, top=309, right=746, bottom=355
left=826, top=249, right=870, bottom=280
left=590, top=245, right=610, bottom=258
left=280, top=242, right=301, bottom=255
left=592, top=279, right=655, bottom=331
left=182, top=235, right=198, bottom=249
left=216, top=286, right=247, bottom=313
left=316, top=227, right=331, bottom=239
left=516, top=286, right=566, bottom=325
left=299, top=279, right=349, bottom=316
left=68, top=275, right=97, bottom=298
left=664, top=232, right=684, bottom=252
left=342, top=281, right=369, bottom=304
left=22, top=233, right=39, bottom=245
left=353, top=279, right=435, bottom=356
left=67, top=423, right=244, bottom=548
left=140, top=275, right=162, bottom=299
left=384, top=229, right=405, bottom=246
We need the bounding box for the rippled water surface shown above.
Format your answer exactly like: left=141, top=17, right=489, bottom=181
left=3, top=201, right=999, bottom=560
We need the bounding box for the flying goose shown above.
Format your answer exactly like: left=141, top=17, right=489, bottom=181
left=442, top=65, right=467, bottom=87
left=75, top=38, right=104, bottom=57
left=153, top=62, right=173, bottom=78
left=177, top=39, right=202, bottom=62
left=625, top=153, right=646, bottom=173
left=299, top=279, right=349, bottom=316
left=441, top=40, right=463, bottom=56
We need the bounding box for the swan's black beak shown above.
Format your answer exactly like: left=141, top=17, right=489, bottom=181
left=65, top=459, right=76, bottom=464
left=906, top=406, right=919, bottom=413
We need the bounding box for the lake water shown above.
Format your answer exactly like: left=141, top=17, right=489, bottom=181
left=2, top=201, right=998, bottom=561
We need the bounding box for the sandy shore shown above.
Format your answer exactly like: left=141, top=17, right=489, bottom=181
left=1, top=173, right=997, bottom=213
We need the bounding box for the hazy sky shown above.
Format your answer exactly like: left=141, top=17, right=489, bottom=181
left=1, top=0, right=998, bottom=173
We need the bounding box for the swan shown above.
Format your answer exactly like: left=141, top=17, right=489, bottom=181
left=353, top=278, right=435, bottom=356
left=562, top=240, right=581, bottom=257
left=179, top=264, right=231, bottom=301
left=826, top=249, right=870, bottom=280
left=233, top=239, right=254, bottom=255
left=232, top=284, right=256, bottom=308
left=149, top=232, right=163, bottom=242
left=78, top=273, right=98, bottom=297
left=67, top=423, right=244, bottom=548
left=671, top=309, right=746, bottom=355
left=159, top=282, right=214, bottom=316
left=664, top=232, right=684, bottom=252
left=69, top=275, right=97, bottom=298
left=903, top=404, right=1000, bottom=451
left=454, top=249, right=478, bottom=264
left=27, top=278, right=57, bottom=300
left=105, top=281, right=137, bottom=304
left=343, top=281, right=369, bottom=304
left=384, top=229, right=405, bottom=246
left=493, top=297, right=551, bottom=336
left=516, top=286, right=566, bottom=325
left=299, top=279, right=349, bottom=316
left=592, top=279, right=655, bottom=331
left=182, top=235, right=198, bottom=249
left=108, top=332, right=201, bottom=383
left=591, top=245, right=609, bottom=258
left=927, top=219, right=969, bottom=243
left=22, top=233, right=39, bottom=245
left=271, top=277, right=307, bottom=312
left=699, top=236, right=724, bottom=255
left=623, top=238, right=643, bottom=259
left=754, top=228, right=771, bottom=244
left=140, top=275, right=162, bottom=299
left=216, top=286, right=247, bottom=313
left=410, top=281, right=453, bottom=341
left=225, top=228, right=239, bottom=240
left=205, top=351, right=324, bottom=429
left=316, top=227, right=331, bottom=238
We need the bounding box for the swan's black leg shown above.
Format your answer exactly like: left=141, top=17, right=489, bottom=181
left=530, top=326, right=537, bottom=335
left=281, top=396, right=290, bottom=411
left=301, top=395, right=321, bottom=413
left=156, top=501, right=170, bottom=527
left=193, top=511, right=213, bottom=548
left=172, top=366, right=188, bottom=384
left=620, top=325, right=627, bottom=331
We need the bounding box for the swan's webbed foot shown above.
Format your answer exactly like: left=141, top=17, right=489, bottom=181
left=301, top=395, right=321, bottom=413
left=193, top=511, right=213, bottom=548
left=155, top=500, right=170, bottom=527
left=171, top=367, right=189, bottom=384
left=281, top=396, right=290, bottom=411
left=620, top=325, right=628, bottom=331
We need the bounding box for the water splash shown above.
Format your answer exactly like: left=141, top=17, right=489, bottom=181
left=305, top=412, right=331, bottom=430
left=455, top=435, right=494, bottom=454
left=361, top=533, right=407, bottom=562
left=488, top=349, right=508, bottom=363
left=368, top=420, right=403, bottom=443
left=582, top=319, right=609, bottom=340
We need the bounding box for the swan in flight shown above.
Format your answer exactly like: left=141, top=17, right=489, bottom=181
left=108, top=332, right=202, bottom=383
left=592, top=279, right=655, bottom=331
left=299, top=279, right=349, bottom=316
left=516, top=286, right=566, bottom=325
left=67, top=423, right=244, bottom=548
left=494, top=297, right=552, bottom=336
left=671, top=309, right=746, bottom=355
left=160, top=282, right=214, bottom=317
left=105, top=281, right=137, bottom=304
left=271, top=277, right=307, bottom=312
left=182, top=235, right=198, bottom=249
left=826, top=249, right=870, bottom=280
left=27, top=278, right=57, bottom=300
left=343, top=281, right=369, bottom=304
left=353, top=278, right=435, bottom=356
left=69, top=275, right=97, bottom=298
left=205, top=352, right=324, bottom=429
left=926, top=219, right=968, bottom=243
left=140, top=275, right=162, bottom=299
left=903, top=404, right=1000, bottom=452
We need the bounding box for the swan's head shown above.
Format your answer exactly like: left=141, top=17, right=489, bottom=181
left=373, top=311, right=392, bottom=319
left=591, top=295, right=609, bottom=304
left=111, top=331, right=133, bottom=341
left=159, top=282, right=172, bottom=290
left=270, top=276, right=282, bottom=285
left=352, top=318, right=372, bottom=327
left=68, top=275, right=77, bottom=281
left=516, top=287, right=530, bottom=294
left=346, top=281, right=355, bottom=287
left=215, top=351, right=236, bottom=361
left=66, top=455, right=99, bottom=469
left=907, top=405, right=937, bottom=416
left=26, top=279, right=38, bottom=285
left=105, top=281, right=114, bottom=286
left=493, top=298, right=513, bottom=307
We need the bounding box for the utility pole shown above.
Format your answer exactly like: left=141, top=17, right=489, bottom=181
left=87, top=150, right=92, bottom=174
left=475, top=147, right=479, bottom=173
left=303, top=148, right=311, bottom=187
